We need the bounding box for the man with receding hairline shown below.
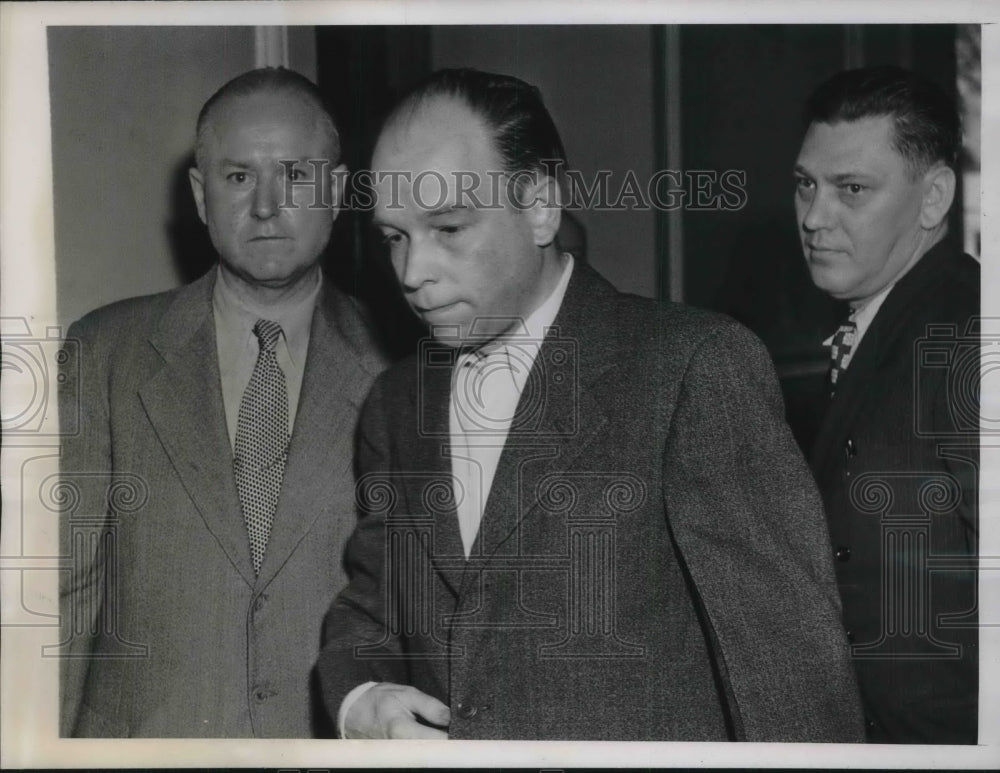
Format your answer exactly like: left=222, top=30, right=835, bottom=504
left=795, top=66, right=979, bottom=744
left=58, top=67, right=386, bottom=737
left=317, top=68, right=863, bottom=742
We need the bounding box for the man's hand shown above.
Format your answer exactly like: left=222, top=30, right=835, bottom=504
left=343, top=683, right=451, bottom=739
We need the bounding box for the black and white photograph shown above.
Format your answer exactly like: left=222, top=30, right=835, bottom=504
left=0, top=1, right=996, bottom=768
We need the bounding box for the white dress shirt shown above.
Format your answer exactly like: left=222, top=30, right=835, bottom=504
left=449, top=254, right=575, bottom=556
left=338, top=254, right=574, bottom=736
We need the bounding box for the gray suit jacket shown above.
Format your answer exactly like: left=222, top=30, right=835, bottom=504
left=317, top=262, right=864, bottom=741
left=58, top=269, right=386, bottom=737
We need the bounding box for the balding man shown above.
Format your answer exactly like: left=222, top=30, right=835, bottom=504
left=316, top=68, right=863, bottom=742
left=58, top=67, right=386, bottom=737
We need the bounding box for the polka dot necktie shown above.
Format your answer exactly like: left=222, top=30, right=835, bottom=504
left=828, top=318, right=858, bottom=396
left=234, top=319, right=289, bottom=575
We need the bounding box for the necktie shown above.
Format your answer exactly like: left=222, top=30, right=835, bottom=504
left=828, top=318, right=858, bottom=395
left=234, top=319, right=289, bottom=574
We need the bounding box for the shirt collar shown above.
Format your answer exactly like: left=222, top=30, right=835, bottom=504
left=211, top=265, right=322, bottom=367
left=821, top=281, right=896, bottom=348
left=457, top=254, right=574, bottom=368
left=848, top=282, right=894, bottom=340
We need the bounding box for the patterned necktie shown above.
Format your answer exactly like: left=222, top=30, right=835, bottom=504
left=234, top=319, right=289, bottom=574
left=828, top=318, right=858, bottom=395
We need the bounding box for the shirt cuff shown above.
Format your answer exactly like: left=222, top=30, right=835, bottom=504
left=338, top=681, right=377, bottom=738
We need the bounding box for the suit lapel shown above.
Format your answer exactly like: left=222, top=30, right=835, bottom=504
left=811, top=241, right=959, bottom=475
left=409, top=348, right=467, bottom=595
left=256, top=284, right=378, bottom=586
left=138, top=270, right=256, bottom=585
left=472, top=263, right=616, bottom=562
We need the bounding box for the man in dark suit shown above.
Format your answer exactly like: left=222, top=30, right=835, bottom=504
left=794, top=66, right=979, bottom=743
left=316, top=68, right=863, bottom=742
left=58, top=68, right=386, bottom=736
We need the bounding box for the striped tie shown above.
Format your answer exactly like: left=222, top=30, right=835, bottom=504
left=828, top=319, right=858, bottom=396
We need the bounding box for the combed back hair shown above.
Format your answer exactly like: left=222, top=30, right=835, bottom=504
left=803, top=65, right=961, bottom=177
left=194, top=67, right=340, bottom=171
left=391, top=68, right=567, bottom=192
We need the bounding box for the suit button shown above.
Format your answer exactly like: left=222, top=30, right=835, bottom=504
left=253, top=688, right=270, bottom=703
left=835, top=546, right=851, bottom=562
left=844, top=438, right=857, bottom=458
left=253, top=594, right=268, bottom=614
left=456, top=701, right=478, bottom=719
left=845, top=630, right=855, bottom=642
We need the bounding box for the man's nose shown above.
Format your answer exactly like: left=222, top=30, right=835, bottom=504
left=399, top=236, right=438, bottom=291
left=800, top=189, right=834, bottom=232
left=252, top=175, right=280, bottom=220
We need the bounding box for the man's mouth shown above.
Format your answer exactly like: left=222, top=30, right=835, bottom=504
left=413, top=301, right=464, bottom=319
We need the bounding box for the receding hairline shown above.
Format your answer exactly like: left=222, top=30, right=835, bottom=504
left=375, top=91, right=506, bottom=170
left=194, top=83, right=340, bottom=171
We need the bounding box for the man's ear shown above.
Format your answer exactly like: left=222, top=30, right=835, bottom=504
left=919, top=163, right=956, bottom=230
left=329, top=162, right=349, bottom=223
left=188, top=167, right=208, bottom=226
left=523, top=174, right=562, bottom=248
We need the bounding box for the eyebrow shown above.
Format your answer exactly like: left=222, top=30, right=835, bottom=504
left=427, top=204, right=470, bottom=217
left=793, top=164, right=875, bottom=183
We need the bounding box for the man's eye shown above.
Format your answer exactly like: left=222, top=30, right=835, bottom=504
left=287, top=167, right=304, bottom=181
left=380, top=231, right=404, bottom=246
left=437, top=225, right=462, bottom=236
left=794, top=176, right=813, bottom=190
left=227, top=172, right=250, bottom=184
left=843, top=183, right=866, bottom=195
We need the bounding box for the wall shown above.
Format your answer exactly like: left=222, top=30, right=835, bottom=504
left=48, top=26, right=317, bottom=329
left=431, top=25, right=658, bottom=298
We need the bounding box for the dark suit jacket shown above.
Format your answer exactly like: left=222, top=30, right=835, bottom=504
left=317, top=262, right=864, bottom=741
left=58, top=269, right=386, bottom=737
left=810, top=240, right=979, bottom=744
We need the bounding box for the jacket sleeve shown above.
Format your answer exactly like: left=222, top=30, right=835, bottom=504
left=315, top=373, right=410, bottom=733
left=57, top=317, right=111, bottom=736
left=662, top=321, right=865, bottom=742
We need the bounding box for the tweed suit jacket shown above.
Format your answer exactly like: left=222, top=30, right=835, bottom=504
left=317, top=262, right=864, bottom=741
left=58, top=268, right=387, bottom=737
left=810, top=240, right=980, bottom=744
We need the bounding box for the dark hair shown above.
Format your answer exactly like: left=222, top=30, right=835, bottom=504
left=803, top=66, right=961, bottom=175
left=195, top=67, right=340, bottom=171
left=390, top=68, right=567, bottom=187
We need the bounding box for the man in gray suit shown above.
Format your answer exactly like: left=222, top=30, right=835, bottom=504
left=58, top=67, right=386, bottom=737
left=317, top=68, right=864, bottom=741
